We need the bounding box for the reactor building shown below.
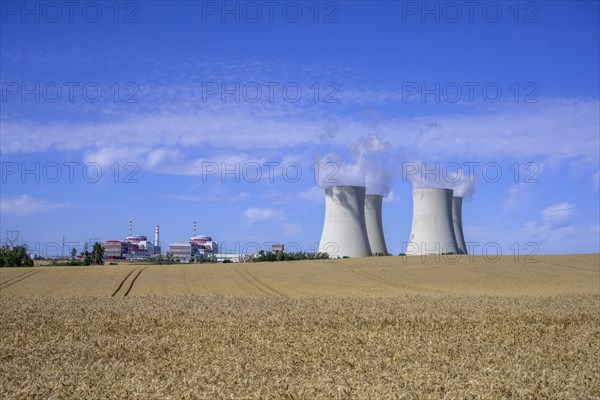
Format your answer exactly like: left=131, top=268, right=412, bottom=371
left=167, top=221, right=218, bottom=262
left=406, top=188, right=459, bottom=255
left=103, top=221, right=162, bottom=260
left=364, top=193, right=388, bottom=255
left=318, top=185, right=372, bottom=258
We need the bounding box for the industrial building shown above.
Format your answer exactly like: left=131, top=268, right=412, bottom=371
left=318, top=185, right=372, bottom=258
left=167, top=221, right=218, bottom=262
left=102, top=221, right=161, bottom=260
left=406, top=188, right=459, bottom=255
left=364, top=193, right=388, bottom=255
left=271, top=244, right=284, bottom=254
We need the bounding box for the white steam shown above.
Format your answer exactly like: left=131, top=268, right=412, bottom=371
left=316, top=134, right=393, bottom=196
left=403, top=161, right=476, bottom=199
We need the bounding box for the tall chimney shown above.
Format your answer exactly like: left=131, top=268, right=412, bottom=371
left=193, top=221, right=196, bottom=237
left=154, top=225, right=160, bottom=247
left=129, top=220, right=132, bottom=236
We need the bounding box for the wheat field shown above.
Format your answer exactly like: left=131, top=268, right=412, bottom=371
left=1, top=254, right=599, bottom=398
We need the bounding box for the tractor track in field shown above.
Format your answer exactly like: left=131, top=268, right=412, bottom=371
left=244, top=269, right=289, bottom=298
left=345, top=267, right=403, bottom=288
left=346, top=267, right=422, bottom=290
left=345, top=267, right=448, bottom=295
left=0, top=270, right=40, bottom=290
left=112, top=268, right=139, bottom=297
left=1, top=270, right=36, bottom=286
left=123, top=267, right=146, bottom=297
left=234, top=267, right=287, bottom=297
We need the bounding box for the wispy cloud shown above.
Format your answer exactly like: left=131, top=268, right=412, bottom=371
left=244, top=207, right=283, bottom=224
left=298, top=186, right=323, bottom=202
left=542, top=202, right=576, bottom=228
left=2, top=97, right=598, bottom=168
left=0, top=195, right=69, bottom=216
left=161, top=192, right=249, bottom=202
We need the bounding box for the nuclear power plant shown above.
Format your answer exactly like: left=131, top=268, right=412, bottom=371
left=364, top=194, right=388, bottom=255
left=318, top=186, right=372, bottom=258
left=406, top=188, right=459, bottom=255
left=452, top=196, right=468, bottom=254
left=103, top=221, right=161, bottom=260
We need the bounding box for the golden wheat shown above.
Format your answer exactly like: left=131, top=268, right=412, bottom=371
left=2, top=254, right=598, bottom=297
left=1, top=255, right=598, bottom=398
left=1, top=295, right=598, bottom=399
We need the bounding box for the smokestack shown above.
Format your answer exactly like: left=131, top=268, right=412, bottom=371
left=154, top=225, right=160, bottom=247
left=364, top=194, right=388, bottom=255
left=193, top=221, right=196, bottom=237
left=129, top=220, right=132, bottom=236
left=406, top=188, right=459, bottom=255
left=318, top=185, right=372, bottom=258
left=452, top=196, right=467, bottom=254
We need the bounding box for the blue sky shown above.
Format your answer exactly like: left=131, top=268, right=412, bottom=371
left=1, top=0, right=599, bottom=256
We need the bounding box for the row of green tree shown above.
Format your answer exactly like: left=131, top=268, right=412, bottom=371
left=0, top=245, right=34, bottom=267
left=49, top=243, right=105, bottom=266
left=251, top=251, right=330, bottom=263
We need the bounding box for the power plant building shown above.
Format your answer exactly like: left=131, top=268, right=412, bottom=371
left=364, top=194, right=388, bottom=255
left=167, top=222, right=219, bottom=262
left=318, top=185, right=372, bottom=258
left=406, top=188, right=459, bottom=255
left=102, top=222, right=162, bottom=260
left=452, top=196, right=468, bottom=254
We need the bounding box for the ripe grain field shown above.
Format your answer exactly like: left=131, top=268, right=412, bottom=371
left=1, top=255, right=599, bottom=398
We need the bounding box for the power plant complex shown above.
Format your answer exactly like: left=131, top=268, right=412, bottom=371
left=100, top=184, right=470, bottom=262
left=317, top=186, right=468, bottom=258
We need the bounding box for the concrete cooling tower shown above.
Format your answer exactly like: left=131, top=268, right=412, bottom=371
left=364, top=194, right=388, bottom=255
left=406, top=188, right=459, bottom=255
left=452, top=196, right=468, bottom=254
left=318, top=185, right=372, bottom=258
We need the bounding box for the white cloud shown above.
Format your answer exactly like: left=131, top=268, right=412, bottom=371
left=161, top=192, right=249, bottom=202
left=2, top=97, right=598, bottom=167
left=244, top=207, right=283, bottom=224
left=298, top=186, right=323, bottom=202
left=282, top=222, right=302, bottom=237
left=0, top=195, right=69, bottom=216
left=542, top=202, right=575, bottom=228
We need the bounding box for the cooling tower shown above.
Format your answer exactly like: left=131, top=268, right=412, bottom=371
left=452, top=196, right=468, bottom=254
left=318, top=186, right=372, bottom=258
left=364, top=194, right=388, bottom=255
left=406, top=188, right=459, bottom=255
